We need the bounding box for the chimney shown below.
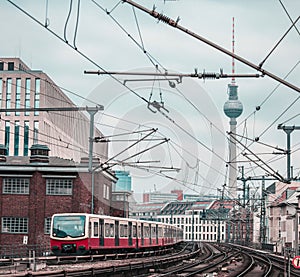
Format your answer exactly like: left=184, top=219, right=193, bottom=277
left=29, top=144, right=50, bottom=163
left=0, top=144, right=7, bottom=162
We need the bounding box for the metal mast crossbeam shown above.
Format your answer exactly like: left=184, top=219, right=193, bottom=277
left=277, top=125, right=300, bottom=181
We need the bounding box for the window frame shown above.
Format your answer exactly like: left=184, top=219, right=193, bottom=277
left=2, top=177, right=30, bottom=194
left=1, top=217, right=28, bottom=234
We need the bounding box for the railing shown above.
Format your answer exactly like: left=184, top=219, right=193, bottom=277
left=0, top=244, right=51, bottom=258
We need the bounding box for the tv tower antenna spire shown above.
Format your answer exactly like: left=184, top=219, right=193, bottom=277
left=223, top=16, right=243, bottom=199
left=231, top=17, right=235, bottom=84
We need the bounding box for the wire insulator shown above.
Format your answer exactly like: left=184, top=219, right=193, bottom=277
left=152, top=11, right=178, bottom=27
left=202, top=73, right=217, bottom=79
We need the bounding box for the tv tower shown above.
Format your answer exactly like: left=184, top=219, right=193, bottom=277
left=223, top=17, right=243, bottom=199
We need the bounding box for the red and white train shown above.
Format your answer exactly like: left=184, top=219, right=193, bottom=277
left=50, top=213, right=183, bottom=255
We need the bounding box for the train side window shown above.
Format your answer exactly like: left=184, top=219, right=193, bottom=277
left=144, top=226, right=150, bottom=238
left=105, top=223, right=115, bottom=237
left=110, top=223, right=114, bottom=237
left=120, top=224, right=128, bottom=237
left=151, top=226, right=156, bottom=237
left=94, top=222, right=99, bottom=237
left=120, top=224, right=124, bottom=237
left=105, top=223, right=110, bottom=237
left=133, top=225, right=137, bottom=237
left=158, top=227, right=163, bottom=237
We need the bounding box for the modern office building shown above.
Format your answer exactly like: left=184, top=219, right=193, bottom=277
left=0, top=58, right=107, bottom=162
left=113, top=171, right=132, bottom=191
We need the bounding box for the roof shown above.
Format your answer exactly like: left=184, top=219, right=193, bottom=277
left=160, top=201, right=194, bottom=215
left=270, top=187, right=299, bottom=207
left=131, top=202, right=165, bottom=213
left=209, top=199, right=235, bottom=210
left=0, top=156, right=117, bottom=182
left=2, top=156, right=77, bottom=167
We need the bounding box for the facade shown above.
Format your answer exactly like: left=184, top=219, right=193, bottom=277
left=0, top=145, right=117, bottom=248
left=110, top=171, right=133, bottom=218
left=131, top=199, right=231, bottom=242
left=266, top=182, right=300, bottom=254
left=0, top=58, right=107, bottom=162
left=113, top=171, right=132, bottom=191
left=143, top=190, right=182, bottom=203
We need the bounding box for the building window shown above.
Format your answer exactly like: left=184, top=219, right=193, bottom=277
left=0, top=78, right=2, bottom=107
left=25, top=78, right=31, bottom=116
left=103, top=184, right=110, bottom=200
left=15, top=78, right=21, bottom=116
left=44, top=218, right=51, bottom=234
left=5, top=78, right=12, bottom=115
left=14, top=121, right=20, bottom=156
left=1, top=217, right=28, bottom=233
left=34, top=79, right=40, bottom=115
left=3, top=177, right=29, bottom=194
left=46, top=179, right=73, bottom=195
left=0, top=62, right=3, bottom=70
left=23, top=121, right=29, bottom=156
left=33, top=121, right=39, bottom=144
left=8, top=62, right=14, bottom=71
left=5, top=121, right=10, bottom=154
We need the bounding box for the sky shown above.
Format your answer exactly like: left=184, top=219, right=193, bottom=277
left=1, top=0, right=300, bottom=202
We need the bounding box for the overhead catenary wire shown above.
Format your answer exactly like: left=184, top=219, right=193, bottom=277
left=123, top=0, right=300, bottom=94
left=1, top=56, right=223, bottom=192
left=64, top=0, right=73, bottom=43
left=279, top=0, right=300, bottom=37
left=98, top=0, right=299, bottom=189
left=5, top=0, right=298, bottom=196
left=6, top=0, right=231, bottom=194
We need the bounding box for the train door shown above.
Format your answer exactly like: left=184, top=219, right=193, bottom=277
left=115, top=220, right=119, bottom=246
left=133, top=223, right=138, bottom=249
left=149, top=223, right=152, bottom=245
left=99, top=219, right=104, bottom=246
left=141, top=223, right=144, bottom=246
left=128, top=221, right=132, bottom=246
left=156, top=224, right=159, bottom=245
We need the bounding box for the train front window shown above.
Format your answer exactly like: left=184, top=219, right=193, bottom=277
left=52, top=215, right=85, bottom=238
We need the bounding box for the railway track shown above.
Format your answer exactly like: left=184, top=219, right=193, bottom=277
left=2, top=242, right=300, bottom=276
left=143, top=243, right=300, bottom=277
left=0, top=241, right=199, bottom=276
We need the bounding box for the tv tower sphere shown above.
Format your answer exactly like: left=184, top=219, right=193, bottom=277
left=223, top=83, right=243, bottom=119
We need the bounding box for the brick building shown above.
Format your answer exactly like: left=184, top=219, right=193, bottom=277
left=0, top=144, right=117, bottom=249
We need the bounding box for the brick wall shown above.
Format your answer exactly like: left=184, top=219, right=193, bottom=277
left=0, top=168, right=116, bottom=249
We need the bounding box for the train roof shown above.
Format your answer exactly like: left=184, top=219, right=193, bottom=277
left=52, top=213, right=182, bottom=229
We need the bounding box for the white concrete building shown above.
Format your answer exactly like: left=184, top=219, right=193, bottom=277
left=0, top=58, right=107, bottom=162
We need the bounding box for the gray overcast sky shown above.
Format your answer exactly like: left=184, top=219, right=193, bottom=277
left=1, top=0, right=300, bottom=200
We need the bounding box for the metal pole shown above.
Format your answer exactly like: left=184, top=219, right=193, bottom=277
left=286, top=129, right=292, bottom=181
left=87, top=107, right=102, bottom=214
left=295, top=208, right=299, bottom=256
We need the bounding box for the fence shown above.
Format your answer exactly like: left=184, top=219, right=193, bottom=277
left=0, top=244, right=51, bottom=258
